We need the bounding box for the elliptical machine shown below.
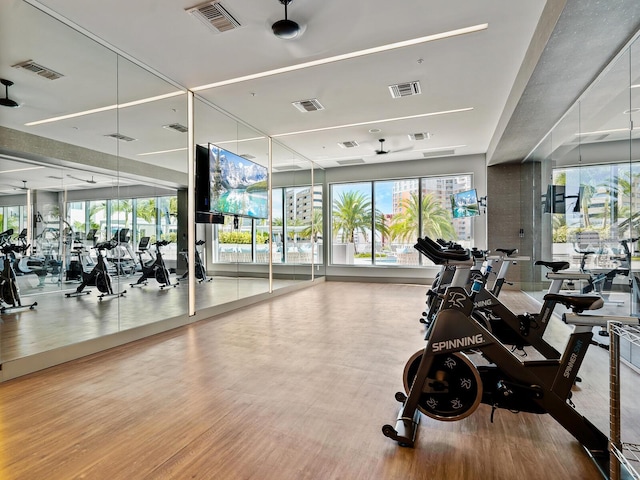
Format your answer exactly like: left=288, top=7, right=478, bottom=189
left=65, top=240, right=126, bottom=300
left=179, top=239, right=211, bottom=283
left=130, top=239, right=177, bottom=289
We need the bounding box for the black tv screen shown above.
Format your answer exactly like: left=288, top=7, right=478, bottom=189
left=451, top=189, right=480, bottom=218
left=196, top=143, right=268, bottom=219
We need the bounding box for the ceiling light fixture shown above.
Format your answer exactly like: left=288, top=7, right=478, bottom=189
left=0, top=166, right=45, bottom=175
left=25, top=91, right=186, bottom=126
left=192, top=23, right=488, bottom=91
left=137, top=136, right=266, bottom=156
left=0, top=79, right=20, bottom=108
left=272, top=107, right=473, bottom=137
left=575, top=126, right=638, bottom=136
left=272, top=0, right=300, bottom=39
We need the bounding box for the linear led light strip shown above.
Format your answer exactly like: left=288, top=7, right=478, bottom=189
left=0, top=166, right=45, bottom=174
left=25, top=24, right=487, bottom=128
left=192, top=24, right=488, bottom=91
left=137, top=136, right=266, bottom=156
left=138, top=110, right=473, bottom=155
left=25, top=91, right=186, bottom=126
left=272, top=108, right=474, bottom=137
left=576, top=126, right=640, bottom=136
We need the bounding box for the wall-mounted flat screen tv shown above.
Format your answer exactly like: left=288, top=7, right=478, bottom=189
left=451, top=189, right=481, bottom=218
left=195, top=143, right=268, bottom=220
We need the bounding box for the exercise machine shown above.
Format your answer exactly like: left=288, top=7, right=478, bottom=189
left=65, top=240, right=126, bottom=300
left=416, top=237, right=560, bottom=357
left=130, top=239, right=177, bottom=289
left=179, top=239, right=211, bottom=283
left=14, top=228, right=62, bottom=286
left=107, top=228, right=138, bottom=276
left=382, top=278, right=629, bottom=476
left=0, top=232, right=38, bottom=313
left=573, top=239, right=632, bottom=302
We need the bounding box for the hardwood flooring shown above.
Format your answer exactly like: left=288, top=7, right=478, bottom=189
left=1, top=283, right=638, bottom=479
left=0, top=276, right=298, bottom=362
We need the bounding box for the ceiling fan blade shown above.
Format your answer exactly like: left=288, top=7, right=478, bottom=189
left=392, top=146, right=414, bottom=153
left=67, top=174, right=97, bottom=184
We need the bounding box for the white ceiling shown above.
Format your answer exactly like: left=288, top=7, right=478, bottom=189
left=1, top=0, right=639, bottom=193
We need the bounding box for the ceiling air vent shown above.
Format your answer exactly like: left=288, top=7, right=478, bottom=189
left=338, top=141, right=359, bottom=149
left=186, top=1, right=241, bottom=33
left=409, top=132, right=431, bottom=141
left=104, top=133, right=137, bottom=142
left=163, top=123, right=188, bottom=133
left=240, top=154, right=256, bottom=160
left=292, top=99, right=324, bottom=112
left=12, top=60, right=64, bottom=80
left=388, top=81, right=421, bottom=99
left=336, top=158, right=365, bottom=166
left=423, top=149, right=455, bottom=158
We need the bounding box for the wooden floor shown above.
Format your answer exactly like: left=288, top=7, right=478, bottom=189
left=1, top=282, right=639, bottom=479
left=0, top=275, right=298, bottom=362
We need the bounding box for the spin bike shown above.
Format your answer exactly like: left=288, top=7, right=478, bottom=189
left=130, top=239, right=177, bottom=289
left=179, top=239, right=211, bottom=283
left=419, top=237, right=521, bottom=327
left=416, top=237, right=560, bottom=359
left=1, top=237, right=38, bottom=313
left=382, top=272, right=636, bottom=476
left=65, top=240, right=126, bottom=300
left=573, top=240, right=632, bottom=302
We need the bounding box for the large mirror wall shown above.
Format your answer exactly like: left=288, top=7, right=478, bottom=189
left=525, top=31, right=640, bottom=320
left=0, top=2, right=319, bottom=371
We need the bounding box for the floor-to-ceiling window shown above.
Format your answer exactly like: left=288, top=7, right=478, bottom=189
left=330, top=174, right=475, bottom=266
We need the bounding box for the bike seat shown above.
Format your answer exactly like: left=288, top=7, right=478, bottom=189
left=543, top=293, right=604, bottom=313
left=534, top=260, right=570, bottom=272
left=496, top=248, right=517, bottom=257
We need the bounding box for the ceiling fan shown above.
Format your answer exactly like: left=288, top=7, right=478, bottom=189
left=0, top=79, right=20, bottom=108
left=272, top=0, right=301, bottom=39
left=0, top=180, right=29, bottom=191
left=373, top=138, right=414, bottom=156
left=375, top=139, right=390, bottom=155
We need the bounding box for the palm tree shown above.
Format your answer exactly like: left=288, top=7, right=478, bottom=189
left=332, top=190, right=371, bottom=253
left=136, top=199, right=157, bottom=224
left=389, top=192, right=455, bottom=243
left=300, top=208, right=323, bottom=242
left=111, top=199, right=133, bottom=228
left=376, top=210, right=391, bottom=248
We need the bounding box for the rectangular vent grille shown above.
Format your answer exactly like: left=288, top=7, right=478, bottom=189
left=389, top=81, right=421, bottom=98
left=273, top=165, right=302, bottom=171
left=292, top=99, right=324, bottom=112
left=12, top=60, right=64, bottom=80
left=338, top=141, right=359, bottom=148
left=409, top=132, right=431, bottom=141
left=240, top=154, right=256, bottom=160
left=186, top=2, right=241, bottom=33
left=163, top=123, right=188, bottom=133
left=423, top=149, right=455, bottom=158
left=104, top=133, right=137, bottom=142
left=336, top=158, right=365, bottom=165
